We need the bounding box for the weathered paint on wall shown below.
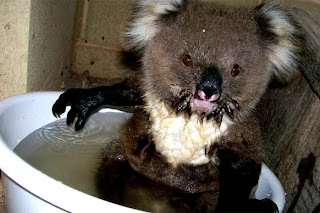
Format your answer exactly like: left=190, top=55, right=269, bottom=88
left=0, top=0, right=76, bottom=100
left=0, top=0, right=31, bottom=100
left=26, top=0, right=77, bottom=92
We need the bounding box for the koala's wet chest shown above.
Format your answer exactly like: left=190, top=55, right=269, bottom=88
left=147, top=102, right=231, bottom=167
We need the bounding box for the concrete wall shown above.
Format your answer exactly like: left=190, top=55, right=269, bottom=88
left=27, top=0, right=77, bottom=92
left=0, top=0, right=76, bottom=100
left=71, top=0, right=135, bottom=83
left=0, top=0, right=31, bottom=100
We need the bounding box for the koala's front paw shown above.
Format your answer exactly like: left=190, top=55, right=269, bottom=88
left=52, top=88, right=105, bottom=130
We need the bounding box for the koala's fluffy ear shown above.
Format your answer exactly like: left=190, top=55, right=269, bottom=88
left=255, top=3, right=320, bottom=98
left=255, top=3, right=301, bottom=82
left=123, top=0, right=185, bottom=52
left=292, top=8, right=320, bottom=98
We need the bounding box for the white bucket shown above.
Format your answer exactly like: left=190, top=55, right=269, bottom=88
left=0, top=92, right=285, bottom=213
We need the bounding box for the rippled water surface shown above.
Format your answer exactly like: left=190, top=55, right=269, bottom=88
left=14, top=111, right=131, bottom=197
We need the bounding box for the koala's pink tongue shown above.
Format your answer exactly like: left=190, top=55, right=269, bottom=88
left=191, top=90, right=220, bottom=113
left=193, top=98, right=219, bottom=114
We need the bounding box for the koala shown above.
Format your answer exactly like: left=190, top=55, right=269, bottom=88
left=52, top=0, right=320, bottom=212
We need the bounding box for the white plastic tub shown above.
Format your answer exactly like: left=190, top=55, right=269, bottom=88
left=0, top=92, right=286, bottom=213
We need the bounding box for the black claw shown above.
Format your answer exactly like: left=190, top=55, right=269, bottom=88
left=176, top=94, right=191, bottom=114
left=207, top=105, right=222, bottom=120
left=232, top=99, right=239, bottom=109
left=214, top=110, right=223, bottom=125
left=200, top=112, right=206, bottom=119
left=214, top=105, right=223, bottom=116
left=176, top=101, right=187, bottom=113
left=66, top=109, right=76, bottom=125
left=75, top=117, right=86, bottom=131
left=52, top=99, right=68, bottom=118
left=224, top=103, right=234, bottom=119
left=205, top=144, right=218, bottom=158
left=52, top=110, right=59, bottom=118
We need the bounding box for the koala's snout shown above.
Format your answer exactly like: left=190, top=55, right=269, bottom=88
left=195, top=65, right=222, bottom=102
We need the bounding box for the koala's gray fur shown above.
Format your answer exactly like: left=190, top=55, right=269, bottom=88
left=53, top=0, right=320, bottom=212
left=97, top=0, right=319, bottom=212
left=124, top=0, right=305, bottom=121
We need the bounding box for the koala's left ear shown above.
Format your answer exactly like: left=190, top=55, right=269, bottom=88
left=255, top=3, right=320, bottom=98
left=123, top=0, right=185, bottom=53
left=292, top=8, right=320, bottom=98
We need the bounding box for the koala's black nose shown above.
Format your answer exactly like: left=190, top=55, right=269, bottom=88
left=196, top=65, right=222, bottom=101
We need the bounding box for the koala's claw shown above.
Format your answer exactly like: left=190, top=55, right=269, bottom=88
left=52, top=89, right=105, bottom=131
left=176, top=94, right=191, bottom=113
left=208, top=97, right=239, bottom=123
left=214, top=110, right=224, bottom=124
left=52, top=99, right=67, bottom=118
left=75, top=117, right=87, bottom=131
left=66, top=109, right=76, bottom=125
left=176, top=101, right=188, bottom=113
left=223, top=103, right=234, bottom=119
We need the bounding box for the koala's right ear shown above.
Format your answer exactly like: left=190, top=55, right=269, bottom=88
left=123, top=0, right=185, bottom=52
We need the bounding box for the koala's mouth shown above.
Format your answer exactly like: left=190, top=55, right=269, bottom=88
left=175, top=89, right=239, bottom=122
left=192, top=92, right=221, bottom=114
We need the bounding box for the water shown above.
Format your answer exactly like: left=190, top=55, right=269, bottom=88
left=13, top=110, right=278, bottom=212
left=12, top=110, right=202, bottom=212
left=14, top=111, right=132, bottom=197
left=13, top=110, right=207, bottom=212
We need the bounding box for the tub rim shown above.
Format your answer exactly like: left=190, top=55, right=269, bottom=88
left=0, top=91, right=286, bottom=212
left=0, top=91, right=141, bottom=213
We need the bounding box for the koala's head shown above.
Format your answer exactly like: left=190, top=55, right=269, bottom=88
left=124, top=0, right=301, bottom=121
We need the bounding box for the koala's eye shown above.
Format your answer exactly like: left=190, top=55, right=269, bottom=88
left=182, top=54, right=193, bottom=67
left=231, top=64, right=240, bottom=77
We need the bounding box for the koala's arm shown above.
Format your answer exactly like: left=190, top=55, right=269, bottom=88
left=121, top=111, right=220, bottom=194
left=52, top=80, right=143, bottom=130
left=123, top=112, right=278, bottom=212
left=216, top=118, right=278, bottom=212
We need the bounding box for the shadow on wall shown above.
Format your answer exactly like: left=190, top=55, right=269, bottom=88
left=26, top=0, right=140, bottom=92
left=26, top=0, right=77, bottom=92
